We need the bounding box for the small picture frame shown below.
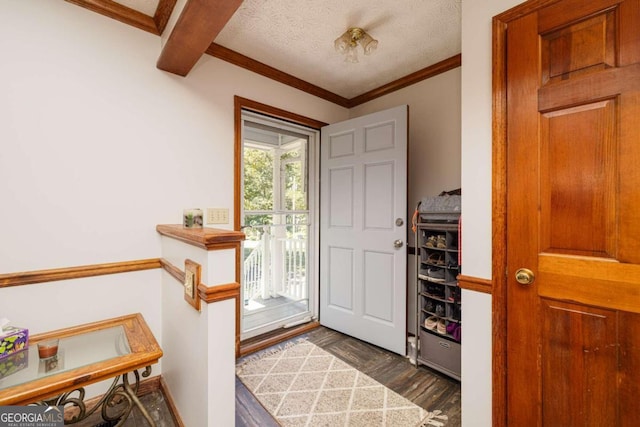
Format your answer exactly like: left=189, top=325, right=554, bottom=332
left=183, top=209, right=203, bottom=228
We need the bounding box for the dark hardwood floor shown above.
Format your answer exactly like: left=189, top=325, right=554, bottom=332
left=235, top=326, right=462, bottom=426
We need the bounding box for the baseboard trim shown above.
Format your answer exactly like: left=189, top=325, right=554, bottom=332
left=160, top=376, right=186, bottom=427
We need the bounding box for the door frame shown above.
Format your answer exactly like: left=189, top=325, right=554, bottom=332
left=491, top=1, right=563, bottom=426
left=233, top=96, right=327, bottom=341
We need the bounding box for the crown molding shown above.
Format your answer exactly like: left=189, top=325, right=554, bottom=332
left=65, top=0, right=160, bottom=35
left=207, top=43, right=352, bottom=108
left=348, top=54, right=462, bottom=107
left=64, top=0, right=461, bottom=107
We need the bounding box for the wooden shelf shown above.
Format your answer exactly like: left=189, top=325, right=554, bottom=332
left=156, top=224, right=245, bottom=250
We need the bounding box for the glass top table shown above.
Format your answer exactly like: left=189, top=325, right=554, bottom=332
left=0, top=326, right=131, bottom=390
left=0, top=313, right=162, bottom=424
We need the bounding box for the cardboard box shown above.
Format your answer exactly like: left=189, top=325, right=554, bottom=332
left=0, top=349, right=28, bottom=379
left=0, top=326, right=29, bottom=360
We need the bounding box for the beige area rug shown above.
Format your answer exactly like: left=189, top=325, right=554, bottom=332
left=236, top=339, right=448, bottom=427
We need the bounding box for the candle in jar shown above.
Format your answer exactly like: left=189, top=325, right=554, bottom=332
left=37, top=339, right=59, bottom=359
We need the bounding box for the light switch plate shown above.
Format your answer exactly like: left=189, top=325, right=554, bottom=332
left=206, top=208, right=229, bottom=224
left=184, top=270, right=195, bottom=298
left=184, top=259, right=201, bottom=311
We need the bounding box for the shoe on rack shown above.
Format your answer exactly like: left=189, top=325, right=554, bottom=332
left=437, top=319, right=447, bottom=335
left=427, top=268, right=445, bottom=283
left=427, top=253, right=444, bottom=265
left=435, top=303, right=446, bottom=317
left=424, top=299, right=435, bottom=313
left=425, top=235, right=437, bottom=248
left=451, top=304, right=461, bottom=321
left=446, top=321, right=458, bottom=335
left=426, top=283, right=445, bottom=298
left=424, top=316, right=438, bottom=331
left=452, top=324, right=461, bottom=341
left=451, top=287, right=461, bottom=302
left=436, top=235, right=446, bottom=249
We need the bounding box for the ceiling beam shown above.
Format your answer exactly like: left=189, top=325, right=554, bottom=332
left=157, top=0, right=243, bottom=77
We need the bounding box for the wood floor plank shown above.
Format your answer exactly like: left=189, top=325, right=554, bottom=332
left=235, top=376, right=280, bottom=427
left=235, top=326, right=461, bottom=426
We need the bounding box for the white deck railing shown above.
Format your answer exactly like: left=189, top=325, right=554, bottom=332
left=243, top=237, right=266, bottom=303
left=243, top=234, right=307, bottom=303
left=281, top=237, right=307, bottom=301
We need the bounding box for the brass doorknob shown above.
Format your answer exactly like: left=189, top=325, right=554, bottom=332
left=515, top=268, right=535, bottom=285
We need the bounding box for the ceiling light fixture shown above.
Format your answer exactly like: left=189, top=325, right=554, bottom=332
left=334, top=27, right=378, bottom=63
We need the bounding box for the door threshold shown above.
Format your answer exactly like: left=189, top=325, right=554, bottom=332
left=239, top=321, right=320, bottom=357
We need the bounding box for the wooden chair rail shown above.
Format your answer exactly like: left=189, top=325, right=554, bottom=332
left=458, top=274, right=493, bottom=294
left=0, top=259, right=162, bottom=288
left=159, top=258, right=240, bottom=304
left=0, top=256, right=240, bottom=307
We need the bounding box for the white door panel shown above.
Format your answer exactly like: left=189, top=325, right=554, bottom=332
left=320, top=105, right=408, bottom=355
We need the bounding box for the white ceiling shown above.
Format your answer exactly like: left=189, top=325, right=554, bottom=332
left=118, top=0, right=461, bottom=99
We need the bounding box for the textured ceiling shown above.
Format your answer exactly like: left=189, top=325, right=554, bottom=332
left=108, top=0, right=461, bottom=99
left=215, top=0, right=461, bottom=98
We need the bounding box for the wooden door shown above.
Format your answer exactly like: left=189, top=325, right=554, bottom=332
left=320, top=105, right=408, bottom=355
left=505, top=0, right=640, bottom=425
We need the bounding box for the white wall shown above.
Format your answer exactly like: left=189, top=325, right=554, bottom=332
left=0, top=270, right=161, bottom=335
left=0, top=4, right=345, bottom=313
left=159, top=236, right=237, bottom=426
left=0, top=0, right=346, bottom=404
left=161, top=270, right=210, bottom=424
left=148, top=234, right=238, bottom=422
left=460, top=1, right=523, bottom=426
left=0, top=0, right=348, bottom=274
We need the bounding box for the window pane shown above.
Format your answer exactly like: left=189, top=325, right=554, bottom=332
left=281, top=146, right=307, bottom=211
left=243, top=147, right=273, bottom=211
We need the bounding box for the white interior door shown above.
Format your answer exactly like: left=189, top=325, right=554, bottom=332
left=320, top=105, right=408, bottom=355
